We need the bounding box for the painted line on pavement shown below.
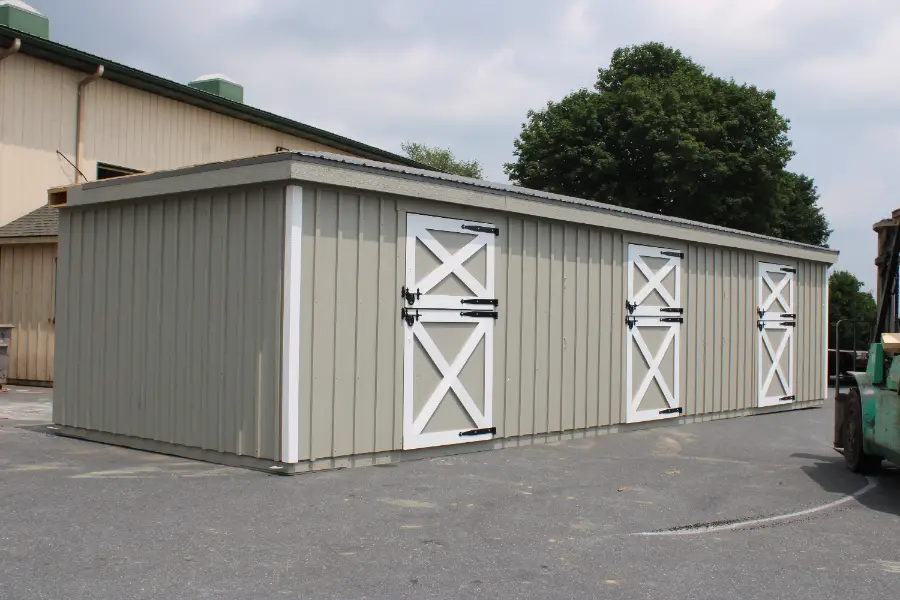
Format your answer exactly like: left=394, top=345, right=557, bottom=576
left=634, top=477, right=878, bottom=537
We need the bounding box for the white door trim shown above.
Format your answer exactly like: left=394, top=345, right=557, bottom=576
left=758, top=261, right=795, bottom=319
left=625, top=243, right=683, bottom=423
left=758, top=321, right=795, bottom=407
left=626, top=317, right=681, bottom=423
left=405, top=213, right=497, bottom=309
left=403, top=311, right=494, bottom=450
left=757, top=261, right=796, bottom=407
left=627, top=244, right=682, bottom=317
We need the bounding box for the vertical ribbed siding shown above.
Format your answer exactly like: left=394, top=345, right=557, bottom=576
left=299, top=188, right=403, bottom=461
left=683, top=245, right=756, bottom=414
left=297, top=185, right=831, bottom=460
left=795, top=261, right=827, bottom=402
left=0, top=243, right=56, bottom=382
left=54, top=187, right=285, bottom=459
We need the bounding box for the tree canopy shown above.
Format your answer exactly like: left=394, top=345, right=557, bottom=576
left=504, top=42, right=830, bottom=246
left=828, top=270, right=876, bottom=351
left=402, top=141, right=484, bottom=179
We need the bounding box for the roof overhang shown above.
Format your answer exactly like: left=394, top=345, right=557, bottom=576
left=56, top=152, right=839, bottom=265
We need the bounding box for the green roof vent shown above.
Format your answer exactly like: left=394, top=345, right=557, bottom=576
left=188, top=73, right=244, bottom=104
left=0, top=1, right=49, bottom=39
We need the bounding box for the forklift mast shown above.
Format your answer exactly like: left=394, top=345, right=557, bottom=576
left=871, top=208, right=900, bottom=343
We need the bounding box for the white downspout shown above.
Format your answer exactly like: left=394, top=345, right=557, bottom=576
left=75, top=65, right=104, bottom=183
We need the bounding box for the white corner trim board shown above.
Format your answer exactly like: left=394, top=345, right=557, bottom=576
left=281, top=185, right=303, bottom=463
left=824, top=267, right=830, bottom=399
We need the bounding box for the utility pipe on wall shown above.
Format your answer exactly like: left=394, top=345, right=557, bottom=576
left=75, top=65, right=104, bottom=183
left=0, top=38, right=21, bottom=62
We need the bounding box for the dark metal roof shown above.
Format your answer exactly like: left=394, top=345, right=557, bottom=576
left=0, top=204, right=58, bottom=238
left=0, top=25, right=430, bottom=170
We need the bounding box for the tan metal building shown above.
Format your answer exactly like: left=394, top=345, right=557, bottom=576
left=51, top=152, right=838, bottom=472
left=0, top=10, right=426, bottom=383
left=0, top=205, right=57, bottom=384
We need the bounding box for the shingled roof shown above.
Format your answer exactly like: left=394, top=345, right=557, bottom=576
left=0, top=205, right=58, bottom=238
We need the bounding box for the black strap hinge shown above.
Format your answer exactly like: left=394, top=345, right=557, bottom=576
left=659, top=407, right=683, bottom=415
left=779, top=395, right=795, bottom=402
left=781, top=321, right=796, bottom=327
left=660, top=317, right=683, bottom=323
left=400, top=308, right=421, bottom=326
left=460, top=310, right=498, bottom=319
left=781, top=267, right=796, bottom=273
left=459, top=427, right=496, bottom=437
left=661, top=250, right=684, bottom=258
left=401, top=286, right=421, bottom=305
left=660, top=307, right=683, bottom=314
left=461, top=298, right=499, bottom=306
left=461, top=224, right=499, bottom=236
left=781, top=313, right=796, bottom=318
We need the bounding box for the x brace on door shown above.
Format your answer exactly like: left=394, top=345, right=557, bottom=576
left=630, top=323, right=678, bottom=414
left=632, top=257, right=677, bottom=308
left=405, top=214, right=497, bottom=309
left=415, top=229, right=488, bottom=298
left=758, top=322, right=795, bottom=406
left=403, top=313, right=495, bottom=449
left=758, top=264, right=794, bottom=318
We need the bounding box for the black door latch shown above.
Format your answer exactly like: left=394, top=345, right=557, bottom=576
left=459, top=427, right=496, bottom=437
left=626, top=300, right=637, bottom=314
left=401, top=307, right=421, bottom=326
left=626, top=316, right=636, bottom=329
left=401, top=286, right=421, bottom=305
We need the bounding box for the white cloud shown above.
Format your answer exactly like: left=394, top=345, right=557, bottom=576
left=32, top=0, right=900, bottom=287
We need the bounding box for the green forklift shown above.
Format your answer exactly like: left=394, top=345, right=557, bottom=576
left=834, top=208, right=900, bottom=472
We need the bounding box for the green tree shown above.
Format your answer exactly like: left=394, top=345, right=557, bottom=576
left=504, top=42, right=830, bottom=245
left=828, top=270, right=876, bottom=352
left=402, top=142, right=484, bottom=179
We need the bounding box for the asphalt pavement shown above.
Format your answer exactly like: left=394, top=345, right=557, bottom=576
left=1, top=387, right=898, bottom=600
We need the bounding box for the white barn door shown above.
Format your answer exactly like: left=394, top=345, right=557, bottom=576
left=625, top=244, right=684, bottom=423
left=402, top=213, right=499, bottom=450
left=757, top=262, right=796, bottom=407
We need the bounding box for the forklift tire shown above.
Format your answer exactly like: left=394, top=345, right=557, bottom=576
left=844, top=389, right=882, bottom=473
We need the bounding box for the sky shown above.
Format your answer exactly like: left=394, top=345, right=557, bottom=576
left=30, top=0, right=900, bottom=290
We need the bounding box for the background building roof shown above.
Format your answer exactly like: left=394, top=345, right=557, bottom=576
left=0, top=25, right=430, bottom=170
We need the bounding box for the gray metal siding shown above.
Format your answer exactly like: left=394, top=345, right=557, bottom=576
left=296, top=184, right=830, bottom=461
left=54, top=187, right=286, bottom=460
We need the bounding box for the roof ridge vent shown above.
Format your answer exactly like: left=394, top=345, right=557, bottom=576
left=188, top=73, right=243, bottom=104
